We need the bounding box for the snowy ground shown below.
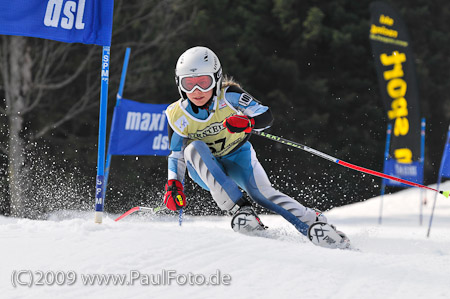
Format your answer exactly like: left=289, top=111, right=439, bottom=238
left=1, top=182, right=450, bottom=299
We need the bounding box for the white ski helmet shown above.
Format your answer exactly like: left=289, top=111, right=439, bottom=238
left=175, top=46, right=222, bottom=100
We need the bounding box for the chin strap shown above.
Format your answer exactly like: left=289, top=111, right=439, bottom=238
left=189, top=96, right=214, bottom=114
left=191, top=102, right=199, bottom=114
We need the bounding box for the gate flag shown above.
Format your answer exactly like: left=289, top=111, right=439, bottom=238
left=108, top=99, right=170, bottom=156
left=0, top=0, right=114, bottom=46
left=0, top=0, right=115, bottom=223
left=369, top=2, right=422, bottom=185
left=439, top=128, right=450, bottom=179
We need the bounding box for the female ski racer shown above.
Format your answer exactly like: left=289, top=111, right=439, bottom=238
left=163, top=46, right=348, bottom=248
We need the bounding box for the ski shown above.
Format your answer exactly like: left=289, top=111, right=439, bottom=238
left=115, top=206, right=166, bottom=222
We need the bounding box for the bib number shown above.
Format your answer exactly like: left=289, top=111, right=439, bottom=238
left=206, top=138, right=226, bottom=154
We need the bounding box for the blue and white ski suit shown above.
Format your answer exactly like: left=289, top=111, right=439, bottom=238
left=166, top=85, right=317, bottom=235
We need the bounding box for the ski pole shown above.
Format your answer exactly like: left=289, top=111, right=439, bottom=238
left=253, top=130, right=450, bottom=198
left=179, top=208, right=183, bottom=226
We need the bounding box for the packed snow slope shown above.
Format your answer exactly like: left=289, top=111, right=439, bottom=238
left=1, top=182, right=450, bottom=299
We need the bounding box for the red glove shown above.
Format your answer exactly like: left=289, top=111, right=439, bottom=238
left=164, top=180, right=186, bottom=211
left=223, top=115, right=255, bottom=133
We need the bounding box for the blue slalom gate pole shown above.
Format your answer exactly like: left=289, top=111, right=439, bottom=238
left=117, top=48, right=131, bottom=104
left=379, top=123, right=392, bottom=224
left=103, top=48, right=131, bottom=200
left=427, top=125, right=450, bottom=237
left=419, top=118, right=426, bottom=226
left=94, top=46, right=111, bottom=224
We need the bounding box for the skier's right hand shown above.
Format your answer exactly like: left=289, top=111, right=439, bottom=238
left=164, top=179, right=186, bottom=211
left=223, top=115, right=255, bottom=133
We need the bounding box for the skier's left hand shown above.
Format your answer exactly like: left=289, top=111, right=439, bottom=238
left=223, top=115, right=255, bottom=133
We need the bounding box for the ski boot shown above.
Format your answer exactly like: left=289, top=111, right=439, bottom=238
left=231, top=205, right=267, bottom=233
left=308, top=209, right=351, bottom=249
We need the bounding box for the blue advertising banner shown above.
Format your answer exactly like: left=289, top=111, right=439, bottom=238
left=382, top=118, right=425, bottom=187
left=383, top=158, right=424, bottom=187
left=0, top=0, right=114, bottom=46
left=108, top=99, right=170, bottom=156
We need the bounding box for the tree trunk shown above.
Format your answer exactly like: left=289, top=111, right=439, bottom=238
left=4, top=36, right=32, bottom=217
